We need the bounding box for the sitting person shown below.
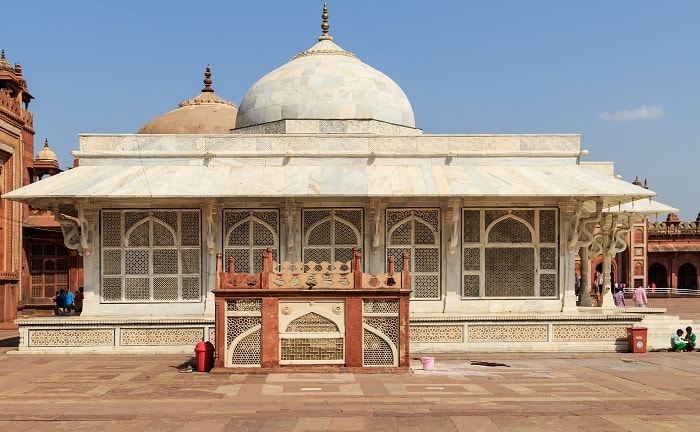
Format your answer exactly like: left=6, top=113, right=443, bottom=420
left=684, top=326, right=697, bottom=351
left=671, top=329, right=688, bottom=351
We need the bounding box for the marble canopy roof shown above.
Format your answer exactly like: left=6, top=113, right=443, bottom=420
left=4, top=134, right=655, bottom=214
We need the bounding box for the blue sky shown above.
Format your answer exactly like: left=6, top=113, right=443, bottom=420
left=2, top=1, right=698, bottom=220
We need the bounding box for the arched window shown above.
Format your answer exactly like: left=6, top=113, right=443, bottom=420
left=101, top=210, right=201, bottom=302
left=223, top=210, right=279, bottom=273
left=303, top=209, right=363, bottom=265
left=386, top=209, right=440, bottom=299
left=462, top=208, right=557, bottom=298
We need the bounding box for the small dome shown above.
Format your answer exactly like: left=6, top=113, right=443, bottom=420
left=36, top=139, right=58, bottom=162
left=0, top=50, right=14, bottom=73
left=235, top=5, right=415, bottom=130
left=138, top=67, right=237, bottom=134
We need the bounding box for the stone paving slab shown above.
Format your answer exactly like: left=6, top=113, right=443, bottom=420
left=1, top=346, right=700, bottom=431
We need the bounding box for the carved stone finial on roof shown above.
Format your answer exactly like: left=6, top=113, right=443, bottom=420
left=202, top=65, right=214, bottom=93
left=318, top=3, right=333, bottom=41
left=15, top=63, right=22, bottom=76
left=1, top=50, right=5, bottom=60
left=632, top=176, right=643, bottom=187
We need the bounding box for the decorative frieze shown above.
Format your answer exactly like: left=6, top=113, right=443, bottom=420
left=29, top=329, right=114, bottom=346
left=468, top=325, right=548, bottom=342
left=120, top=328, right=204, bottom=346
left=553, top=324, right=628, bottom=341
left=410, top=325, right=463, bottom=343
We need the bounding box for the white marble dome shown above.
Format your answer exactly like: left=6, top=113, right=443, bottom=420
left=235, top=8, right=414, bottom=130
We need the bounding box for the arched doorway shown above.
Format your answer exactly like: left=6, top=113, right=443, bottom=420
left=677, top=263, right=698, bottom=291
left=648, top=263, right=668, bottom=289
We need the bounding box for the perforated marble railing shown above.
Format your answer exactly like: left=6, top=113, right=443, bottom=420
left=216, top=247, right=408, bottom=291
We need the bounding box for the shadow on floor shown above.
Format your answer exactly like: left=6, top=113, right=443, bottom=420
left=0, top=336, right=19, bottom=348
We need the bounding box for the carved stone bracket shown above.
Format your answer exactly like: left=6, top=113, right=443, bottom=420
left=588, top=232, right=603, bottom=257
left=608, top=214, right=631, bottom=255
left=54, top=203, right=83, bottom=254
left=572, top=201, right=603, bottom=251
left=77, top=206, right=94, bottom=256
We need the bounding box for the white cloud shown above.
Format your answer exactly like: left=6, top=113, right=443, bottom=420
left=598, top=105, right=664, bottom=122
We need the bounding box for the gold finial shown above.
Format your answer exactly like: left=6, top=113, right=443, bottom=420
left=318, top=3, right=333, bottom=41
left=202, top=65, right=214, bottom=93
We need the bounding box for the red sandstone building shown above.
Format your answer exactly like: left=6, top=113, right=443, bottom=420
left=0, top=50, right=83, bottom=328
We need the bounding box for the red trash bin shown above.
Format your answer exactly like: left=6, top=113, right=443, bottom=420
left=194, top=340, right=215, bottom=372
left=627, top=327, right=648, bottom=353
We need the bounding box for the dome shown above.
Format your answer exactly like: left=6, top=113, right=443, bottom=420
left=235, top=5, right=415, bottom=130
left=36, top=139, right=58, bottom=162
left=0, top=50, right=14, bottom=73
left=138, top=67, right=237, bottom=134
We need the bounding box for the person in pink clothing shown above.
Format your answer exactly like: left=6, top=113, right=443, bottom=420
left=633, top=285, right=648, bottom=307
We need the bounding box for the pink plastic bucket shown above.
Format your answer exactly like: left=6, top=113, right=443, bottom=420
left=420, top=357, right=435, bottom=371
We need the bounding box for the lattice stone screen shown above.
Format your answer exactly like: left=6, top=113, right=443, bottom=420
left=101, top=210, right=201, bottom=302
left=462, top=208, right=558, bottom=298
left=226, top=299, right=262, bottom=367
left=302, top=209, right=362, bottom=265
left=386, top=209, right=440, bottom=299
left=223, top=210, right=279, bottom=273
left=279, top=301, right=345, bottom=365
left=362, top=299, right=399, bottom=366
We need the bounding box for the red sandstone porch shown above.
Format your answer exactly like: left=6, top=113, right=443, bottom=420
left=213, top=248, right=412, bottom=372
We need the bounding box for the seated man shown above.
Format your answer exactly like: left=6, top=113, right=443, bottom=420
left=684, top=326, right=697, bottom=351
left=671, top=329, right=688, bottom=352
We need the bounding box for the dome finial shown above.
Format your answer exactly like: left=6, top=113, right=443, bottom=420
left=35, top=138, right=58, bottom=162
left=202, top=65, right=214, bottom=93
left=318, top=3, right=333, bottom=41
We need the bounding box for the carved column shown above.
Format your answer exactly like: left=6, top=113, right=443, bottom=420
left=599, top=214, right=615, bottom=310
left=565, top=200, right=602, bottom=312
left=578, top=246, right=593, bottom=307
left=600, top=213, right=632, bottom=310
left=561, top=201, right=580, bottom=314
